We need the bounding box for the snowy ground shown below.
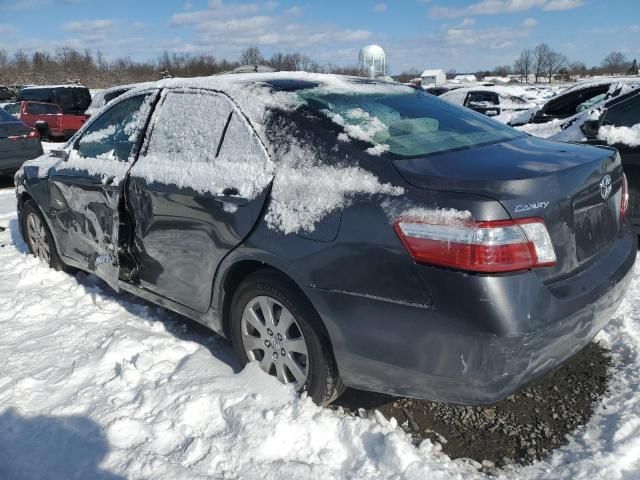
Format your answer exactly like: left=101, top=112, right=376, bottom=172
left=1, top=188, right=640, bottom=479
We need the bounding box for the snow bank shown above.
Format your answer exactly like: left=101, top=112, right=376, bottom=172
left=598, top=124, right=640, bottom=147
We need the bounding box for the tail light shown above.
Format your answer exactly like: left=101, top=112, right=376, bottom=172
left=394, top=217, right=556, bottom=273
left=620, top=173, right=629, bottom=220
left=8, top=129, right=39, bottom=141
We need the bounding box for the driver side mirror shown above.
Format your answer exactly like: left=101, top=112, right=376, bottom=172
left=50, top=149, right=69, bottom=161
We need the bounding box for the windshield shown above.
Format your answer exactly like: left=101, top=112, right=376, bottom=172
left=299, top=90, right=524, bottom=158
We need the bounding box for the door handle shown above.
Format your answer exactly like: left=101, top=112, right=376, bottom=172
left=213, top=194, right=249, bottom=206
left=213, top=188, right=248, bottom=206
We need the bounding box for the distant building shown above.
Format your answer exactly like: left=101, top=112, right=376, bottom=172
left=420, top=69, right=446, bottom=86
left=358, top=45, right=386, bottom=78
left=453, top=74, right=477, bottom=83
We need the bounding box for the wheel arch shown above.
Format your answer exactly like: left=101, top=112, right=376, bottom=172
left=217, top=259, right=335, bottom=356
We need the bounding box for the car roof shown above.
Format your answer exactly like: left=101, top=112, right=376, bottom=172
left=20, top=84, right=89, bottom=91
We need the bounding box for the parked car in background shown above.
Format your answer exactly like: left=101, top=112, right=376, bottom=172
left=17, top=84, right=91, bottom=116
left=0, top=108, right=42, bottom=176
left=85, top=83, right=145, bottom=118
left=15, top=73, right=635, bottom=406
left=2, top=102, right=21, bottom=115
left=15, top=101, right=86, bottom=141
left=0, top=86, right=14, bottom=101
left=440, top=85, right=538, bottom=123
left=510, top=78, right=640, bottom=127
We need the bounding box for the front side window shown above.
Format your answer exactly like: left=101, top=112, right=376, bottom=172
left=77, top=93, right=154, bottom=161
left=300, top=90, right=523, bottom=158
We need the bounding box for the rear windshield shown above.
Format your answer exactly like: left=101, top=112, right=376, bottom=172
left=18, top=87, right=91, bottom=114
left=300, top=90, right=524, bottom=158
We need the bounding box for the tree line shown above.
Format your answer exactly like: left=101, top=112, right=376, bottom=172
left=396, top=46, right=639, bottom=84
left=485, top=45, right=637, bottom=83
left=0, top=46, right=366, bottom=88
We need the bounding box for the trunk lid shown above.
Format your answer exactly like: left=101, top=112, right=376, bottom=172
left=392, top=136, right=624, bottom=282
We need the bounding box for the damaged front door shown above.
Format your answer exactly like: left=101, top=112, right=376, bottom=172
left=48, top=91, right=157, bottom=290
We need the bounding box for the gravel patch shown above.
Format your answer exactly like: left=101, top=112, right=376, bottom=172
left=334, top=341, right=612, bottom=471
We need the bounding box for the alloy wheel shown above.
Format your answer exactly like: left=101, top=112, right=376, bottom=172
left=240, top=295, right=309, bottom=388
left=26, top=212, right=51, bottom=264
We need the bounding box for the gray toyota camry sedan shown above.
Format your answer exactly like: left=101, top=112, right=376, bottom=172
left=14, top=73, right=636, bottom=405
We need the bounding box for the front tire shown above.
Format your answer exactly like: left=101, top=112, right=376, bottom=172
left=21, top=199, right=65, bottom=270
left=230, top=270, right=344, bottom=405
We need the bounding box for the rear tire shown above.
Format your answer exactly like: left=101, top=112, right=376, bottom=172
left=21, top=199, right=65, bottom=271
left=230, top=269, right=344, bottom=405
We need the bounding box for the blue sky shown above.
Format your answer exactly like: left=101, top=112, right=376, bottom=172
left=0, top=0, right=638, bottom=73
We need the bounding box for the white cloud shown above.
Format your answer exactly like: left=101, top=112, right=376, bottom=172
left=543, top=0, right=584, bottom=11
left=373, top=3, right=387, bottom=12
left=429, top=0, right=582, bottom=18
left=0, top=24, right=17, bottom=34
left=63, top=19, right=115, bottom=32
left=168, top=0, right=372, bottom=56
left=522, top=17, right=538, bottom=27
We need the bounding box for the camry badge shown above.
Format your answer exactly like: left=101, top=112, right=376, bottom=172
left=600, top=175, right=612, bottom=200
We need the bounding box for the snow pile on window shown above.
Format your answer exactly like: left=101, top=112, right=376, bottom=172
left=324, top=108, right=389, bottom=144
left=79, top=124, right=115, bottom=145
left=598, top=124, right=640, bottom=147
left=64, top=148, right=131, bottom=184
left=127, top=74, right=407, bottom=234
left=2, top=192, right=640, bottom=479
left=264, top=137, right=404, bottom=234
left=131, top=91, right=274, bottom=201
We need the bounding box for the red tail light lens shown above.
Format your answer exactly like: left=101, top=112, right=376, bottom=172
left=621, top=173, right=629, bottom=220
left=394, top=217, right=556, bottom=273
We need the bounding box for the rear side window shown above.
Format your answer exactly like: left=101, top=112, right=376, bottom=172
left=135, top=90, right=270, bottom=198
left=603, top=94, right=640, bottom=128
left=77, top=93, right=154, bottom=161
left=26, top=103, right=59, bottom=115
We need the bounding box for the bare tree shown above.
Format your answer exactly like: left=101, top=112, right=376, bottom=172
left=568, top=61, right=587, bottom=80
left=532, top=43, right=551, bottom=83
left=513, top=48, right=533, bottom=83
left=238, top=46, right=265, bottom=66
left=602, top=51, right=628, bottom=74
left=545, top=51, right=568, bottom=82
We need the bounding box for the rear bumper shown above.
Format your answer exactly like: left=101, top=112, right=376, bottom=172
left=304, top=227, right=636, bottom=405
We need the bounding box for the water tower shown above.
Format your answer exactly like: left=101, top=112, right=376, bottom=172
left=358, top=45, right=386, bottom=78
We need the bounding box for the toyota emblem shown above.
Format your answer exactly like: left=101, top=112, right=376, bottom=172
left=600, top=175, right=612, bottom=200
